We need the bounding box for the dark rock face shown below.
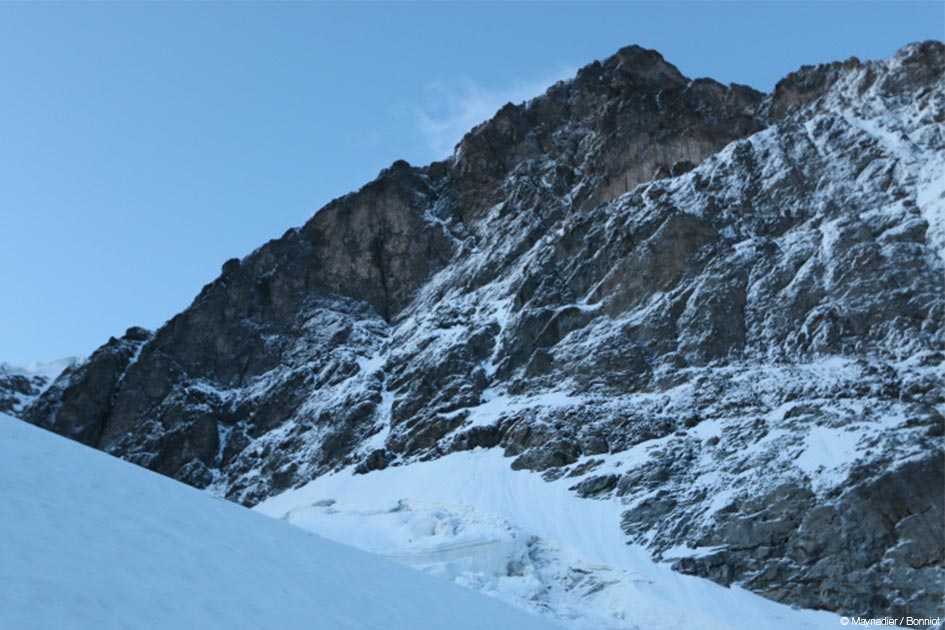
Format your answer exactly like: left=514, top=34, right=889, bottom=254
left=17, top=41, right=945, bottom=617
left=23, top=328, right=150, bottom=447
left=450, top=45, right=764, bottom=218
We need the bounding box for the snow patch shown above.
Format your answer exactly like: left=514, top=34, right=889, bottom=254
left=259, top=448, right=844, bottom=630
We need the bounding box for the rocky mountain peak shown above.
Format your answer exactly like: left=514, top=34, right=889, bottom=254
left=595, top=43, right=688, bottom=88
left=445, top=44, right=766, bottom=235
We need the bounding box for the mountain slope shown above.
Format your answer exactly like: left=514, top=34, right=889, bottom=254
left=16, top=41, right=945, bottom=620
left=0, top=413, right=557, bottom=630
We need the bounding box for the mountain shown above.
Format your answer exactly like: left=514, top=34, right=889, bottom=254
left=14, top=41, right=944, bottom=624
left=0, top=357, right=82, bottom=415
left=0, top=413, right=558, bottom=630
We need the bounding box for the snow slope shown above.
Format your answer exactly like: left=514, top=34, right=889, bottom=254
left=256, top=448, right=845, bottom=630
left=0, top=413, right=558, bottom=630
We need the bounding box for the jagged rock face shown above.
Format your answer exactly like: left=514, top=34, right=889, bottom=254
left=23, top=329, right=149, bottom=446
left=448, top=45, right=764, bottom=219
left=19, top=41, right=945, bottom=618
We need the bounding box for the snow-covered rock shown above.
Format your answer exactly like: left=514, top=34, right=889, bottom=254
left=0, top=356, right=81, bottom=414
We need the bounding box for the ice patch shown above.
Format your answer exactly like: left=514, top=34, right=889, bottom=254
left=258, top=448, right=844, bottom=630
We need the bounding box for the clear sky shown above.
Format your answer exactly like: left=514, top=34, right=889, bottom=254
left=1, top=2, right=942, bottom=365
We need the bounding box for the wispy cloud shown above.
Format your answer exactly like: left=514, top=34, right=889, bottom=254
left=413, top=66, right=577, bottom=159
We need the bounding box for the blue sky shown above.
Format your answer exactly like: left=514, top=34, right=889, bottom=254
left=1, top=2, right=942, bottom=365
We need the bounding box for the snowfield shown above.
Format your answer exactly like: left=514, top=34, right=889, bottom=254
left=0, top=413, right=557, bottom=630
left=256, top=448, right=846, bottom=630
